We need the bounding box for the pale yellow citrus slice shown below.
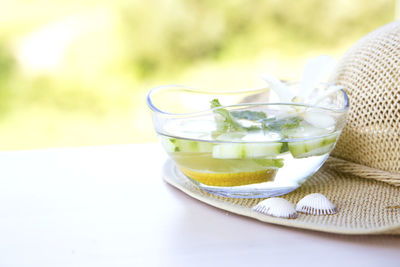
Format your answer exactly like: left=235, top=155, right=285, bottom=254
left=179, top=167, right=277, bottom=187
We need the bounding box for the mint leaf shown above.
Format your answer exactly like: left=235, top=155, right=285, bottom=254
left=231, top=110, right=266, bottom=121
left=246, top=125, right=262, bottom=131
left=262, top=116, right=301, bottom=131
left=209, top=99, right=302, bottom=138
left=210, top=99, right=245, bottom=132
left=210, top=99, right=222, bottom=109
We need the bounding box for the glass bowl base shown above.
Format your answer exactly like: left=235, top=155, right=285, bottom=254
left=173, top=165, right=299, bottom=199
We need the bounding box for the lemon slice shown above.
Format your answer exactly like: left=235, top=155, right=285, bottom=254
left=179, top=167, right=277, bottom=187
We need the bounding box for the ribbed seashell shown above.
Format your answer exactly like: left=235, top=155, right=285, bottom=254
left=296, top=193, right=337, bottom=215
left=252, top=198, right=298, bottom=219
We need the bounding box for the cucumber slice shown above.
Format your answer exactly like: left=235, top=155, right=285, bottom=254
left=162, top=137, right=213, bottom=153
left=197, top=142, right=214, bottom=152
left=288, top=133, right=338, bottom=158
left=280, top=142, right=289, bottom=153
left=212, top=144, right=244, bottom=159
left=171, top=139, right=198, bottom=152
left=282, top=124, right=330, bottom=139
left=172, top=153, right=283, bottom=173
left=212, top=142, right=283, bottom=159
left=243, top=143, right=283, bottom=158
left=282, top=123, right=339, bottom=158
left=160, top=136, right=176, bottom=153
left=214, top=132, right=245, bottom=141
left=253, top=158, right=284, bottom=168
left=289, top=143, right=334, bottom=158
left=303, top=111, right=335, bottom=129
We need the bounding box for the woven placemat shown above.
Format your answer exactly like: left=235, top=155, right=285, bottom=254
left=163, top=159, right=400, bottom=235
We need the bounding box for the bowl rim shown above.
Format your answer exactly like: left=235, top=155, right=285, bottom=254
left=146, top=83, right=349, bottom=117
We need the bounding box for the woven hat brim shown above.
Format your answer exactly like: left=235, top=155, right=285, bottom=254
left=162, top=158, right=400, bottom=235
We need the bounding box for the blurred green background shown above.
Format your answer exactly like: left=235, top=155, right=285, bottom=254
left=0, top=0, right=395, bottom=150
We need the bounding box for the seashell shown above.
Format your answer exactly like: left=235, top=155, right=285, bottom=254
left=252, top=198, right=298, bottom=219
left=296, top=193, right=337, bottom=215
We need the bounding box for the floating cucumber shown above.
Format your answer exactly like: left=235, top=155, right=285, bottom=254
left=161, top=137, right=213, bottom=153
left=244, top=143, right=284, bottom=158
left=281, top=124, right=338, bottom=158
left=288, top=133, right=338, bottom=158
left=253, top=158, right=284, bottom=168
left=172, top=153, right=284, bottom=172
left=160, top=136, right=176, bottom=153
left=214, top=132, right=245, bottom=141
left=303, top=111, right=335, bottom=129
left=212, top=142, right=283, bottom=159
left=212, top=144, right=244, bottom=159
left=282, top=124, right=330, bottom=139
left=289, top=143, right=335, bottom=158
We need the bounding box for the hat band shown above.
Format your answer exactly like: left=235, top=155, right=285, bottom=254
left=325, top=157, right=400, bottom=186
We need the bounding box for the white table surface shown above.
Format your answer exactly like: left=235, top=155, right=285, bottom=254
left=0, top=143, right=399, bottom=267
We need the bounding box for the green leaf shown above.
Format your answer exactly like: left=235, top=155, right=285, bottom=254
left=262, top=116, right=301, bottom=131
left=209, top=99, right=302, bottom=139
left=210, top=99, right=245, bottom=133
left=210, top=99, right=222, bottom=109
left=231, top=110, right=266, bottom=121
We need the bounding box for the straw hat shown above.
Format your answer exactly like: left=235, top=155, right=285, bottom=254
left=163, top=21, right=400, bottom=234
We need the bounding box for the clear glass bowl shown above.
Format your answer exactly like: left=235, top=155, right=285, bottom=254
left=147, top=83, right=349, bottom=198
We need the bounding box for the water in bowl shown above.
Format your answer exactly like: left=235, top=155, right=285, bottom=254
left=159, top=113, right=339, bottom=198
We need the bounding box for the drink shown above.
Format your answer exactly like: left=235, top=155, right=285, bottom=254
left=158, top=112, right=339, bottom=198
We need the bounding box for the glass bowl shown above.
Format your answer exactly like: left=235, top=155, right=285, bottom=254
left=147, top=83, right=349, bottom=198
